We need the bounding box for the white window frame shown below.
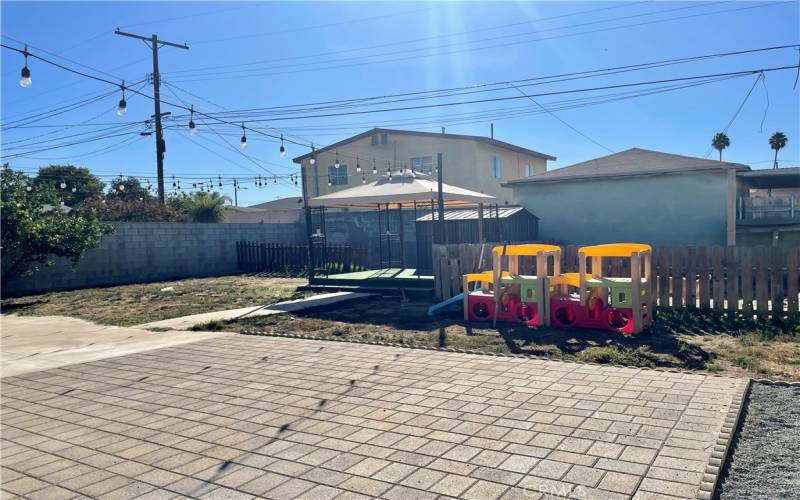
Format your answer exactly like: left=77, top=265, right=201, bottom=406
left=410, top=156, right=433, bottom=173
left=490, top=156, right=502, bottom=179
left=327, top=164, right=348, bottom=186
left=524, top=163, right=535, bottom=177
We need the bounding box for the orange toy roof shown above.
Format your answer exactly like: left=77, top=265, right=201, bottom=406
left=578, top=243, right=652, bottom=257
left=492, top=244, right=561, bottom=256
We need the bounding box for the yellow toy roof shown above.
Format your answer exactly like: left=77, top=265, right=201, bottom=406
left=578, top=243, right=652, bottom=257
left=550, top=272, right=580, bottom=287
left=492, top=244, right=561, bottom=256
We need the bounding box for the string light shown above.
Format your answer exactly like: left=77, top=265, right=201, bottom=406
left=361, top=173, right=366, bottom=184
left=334, top=150, right=340, bottom=169
left=239, top=123, right=247, bottom=148
left=19, top=44, right=31, bottom=88
left=356, top=155, right=361, bottom=173
left=26, top=185, right=32, bottom=192
left=309, top=145, right=316, bottom=165
left=188, top=105, right=197, bottom=135
left=218, top=175, right=222, bottom=187
left=59, top=181, right=66, bottom=189
left=372, top=158, right=377, bottom=174
left=273, top=175, right=277, bottom=184
left=116, top=81, right=127, bottom=116
left=279, top=134, right=286, bottom=157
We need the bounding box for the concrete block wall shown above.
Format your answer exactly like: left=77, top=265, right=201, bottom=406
left=3, top=222, right=303, bottom=296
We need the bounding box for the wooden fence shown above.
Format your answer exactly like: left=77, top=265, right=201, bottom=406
left=432, top=243, right=800, bottom=320
left=236, top=242, right=368, bottom=274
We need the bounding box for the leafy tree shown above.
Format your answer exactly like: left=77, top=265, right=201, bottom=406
left=711, top=132, right=730, bottom=161
left=1, top=166, right=113, bottom=286
left=33, top=165, right=105, bottom=206
left=105, top=176, right=153, bottom=201
left=769, top=131, right=788, bottom=169
left=184, top=191, right=231, bottom=223
left=81, top=197, right=185, bottom=222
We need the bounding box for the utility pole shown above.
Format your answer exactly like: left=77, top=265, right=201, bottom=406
left=114, top=30, right=188, bottom=204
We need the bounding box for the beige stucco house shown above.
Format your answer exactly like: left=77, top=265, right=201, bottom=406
left=292, top=128, right=555, bottom=204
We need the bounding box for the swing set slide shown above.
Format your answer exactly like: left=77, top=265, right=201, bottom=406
left=427, top=293, right=464, bottom=316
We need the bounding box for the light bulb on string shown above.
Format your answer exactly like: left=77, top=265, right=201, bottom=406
left=334, top=151, right=340, bottom=169
left=71, top=187, right=77, bottom=193
left=19, top=45, right=31, bottom=88
left=273, top=176, right=277, bottom=184
left=218, top=176, right=223, bottom=188
left=117, top=81, right=127, bottom=116
left=309, top=145, right=316, bottom=165
left=362, top=174, right=366, bottom=184
left=372, top=159, right=377, bottom=174
left=240, top=123, right=247, bottom=148
left=60, top=182, right=66, bottom=189
left=356, top=156, right=361, bottom=173
left=188, top=105, right=197, bottom=135
left=327, top=179, right=332, bottom=187
left=26, top=185, right=32, bottom=192
left=279, top=135, right=286, bottom=158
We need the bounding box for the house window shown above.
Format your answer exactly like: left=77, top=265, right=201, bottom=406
left=371, top=134, right=378, bottom=146
left=371, top=133, right=389, bottom=145
left=524, top=163, right=535, bottom=177
left=490, top=156, right=502, bottom=178
left=381, top=133, right=388, bottom=144
left=410, top=156, right=433, bottom=173
left=328, top=165, right=348, bottom=186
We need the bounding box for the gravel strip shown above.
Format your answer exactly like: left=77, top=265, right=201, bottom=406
left=716, top=382, right=800, bottom=499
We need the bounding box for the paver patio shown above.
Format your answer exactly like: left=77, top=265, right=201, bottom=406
left=0, top=335, right=746, bottom=499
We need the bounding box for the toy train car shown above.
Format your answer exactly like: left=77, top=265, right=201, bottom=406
left=462, top=243, right=653, bottom=334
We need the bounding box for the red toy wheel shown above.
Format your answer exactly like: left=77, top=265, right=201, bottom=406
left=607, top=309, right=629, bottom=329
left=516, top=303, right=535, bottom=322
left=472, top=302, right=490, bottom=319
left=554, top=306, right=576, bottom=326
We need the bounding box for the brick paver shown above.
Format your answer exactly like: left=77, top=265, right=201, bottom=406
left=0, top=335, right=746, bottom=499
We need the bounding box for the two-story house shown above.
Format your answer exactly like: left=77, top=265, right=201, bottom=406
left=292, top=128, right=556, bottom=204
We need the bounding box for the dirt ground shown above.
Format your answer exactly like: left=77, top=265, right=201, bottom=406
left=1, top=276, right=308, bottom=327
left=216, top=294, right=800, bottom=381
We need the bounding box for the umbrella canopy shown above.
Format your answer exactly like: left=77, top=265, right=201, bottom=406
left=308, top=170, right=496, bottom=208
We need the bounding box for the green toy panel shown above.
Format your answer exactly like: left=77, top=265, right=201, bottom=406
left=500, top=276, right=540, bottom=301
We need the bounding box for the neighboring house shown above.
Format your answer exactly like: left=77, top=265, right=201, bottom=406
left=736, top=167, right=800, bottom=246
left=504, top=148, right=749, bottom=246
left=226, top=197, right=304, bottom=223
left=292, top=128, right=556, bottom=204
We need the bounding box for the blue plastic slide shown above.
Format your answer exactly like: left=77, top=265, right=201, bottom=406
left=427, top=293, right=464, bottom=316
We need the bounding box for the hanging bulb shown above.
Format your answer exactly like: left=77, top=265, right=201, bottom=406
left=117, top=81, right=127, bottom=116
left=60, top=182, right=66, bottom=189
left=188, top=105, right=197, bottom=135
left=273, top=176, right=277, bottom=184
left=26, top=185, right=32, bottom=192
left=240, top=123, right=247, bottom=148
left=334, top=151, right=340, bottom=169
left=118, top=184, right=125, bottom=191
left=192, top=183, right=197, bottom=189
left=71, top=187, right=77, bottom=193
left=328, top=180, right=332, bottom=187
left=19, top=47, right=31, bottom=88
left=356, top=156, right=361, bottom=173
left=218, top=176, right=223, bottom=188
left=372, top=159, right=377, bottom=174
left=362, top=174, right=366, bottom=184
left=279, top=135, right=286, bottom=157
left=309, top=145, right=316, bottom=165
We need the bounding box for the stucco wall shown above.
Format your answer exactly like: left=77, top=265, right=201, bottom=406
left=510, top=172, right=730, bottom=246
left=3, top=222, right=303, bottom=296
left=299, top=131, right=548, bottom=203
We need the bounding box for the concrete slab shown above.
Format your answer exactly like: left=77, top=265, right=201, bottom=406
left=0, top=315, right=227, bottom=378
left=0, top=335, right=747, bottom=499
left=135, top=291, right=373, bottom=330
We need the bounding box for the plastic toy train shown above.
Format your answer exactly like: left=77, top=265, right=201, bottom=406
left=462, top=243, right=653, bottom=334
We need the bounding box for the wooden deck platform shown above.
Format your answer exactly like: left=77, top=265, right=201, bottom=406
left=309, top=268, right=434, bottom=291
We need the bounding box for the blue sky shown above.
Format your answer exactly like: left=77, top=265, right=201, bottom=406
left=2, top=1, right=799, bottom=206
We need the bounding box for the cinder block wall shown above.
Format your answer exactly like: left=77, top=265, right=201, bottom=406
left=3, top=222, right=303, bottom=296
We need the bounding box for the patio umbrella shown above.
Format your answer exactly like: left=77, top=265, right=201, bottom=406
left=308, top=169, right=496, bottom=208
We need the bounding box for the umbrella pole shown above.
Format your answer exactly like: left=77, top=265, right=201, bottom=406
left=377, top=204, right=383, bottom=269
left=398, top=203, right=405, bottom=270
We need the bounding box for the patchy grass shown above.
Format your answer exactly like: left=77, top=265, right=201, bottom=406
left=1, top=276, right=308, bottom=327
left=219, top=296, right=799, bottom=380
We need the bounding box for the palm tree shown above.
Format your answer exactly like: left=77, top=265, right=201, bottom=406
left=185, top=191, right=231, bottom=223
left=711, top=132, right=730, bottom=161
left=769, top=131, right=788, bottom=169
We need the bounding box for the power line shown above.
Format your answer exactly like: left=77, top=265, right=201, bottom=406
left=703, top=73, right=764, bottom=158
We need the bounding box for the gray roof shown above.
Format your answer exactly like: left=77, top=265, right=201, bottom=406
left=415, top=206, right=532, bottom=222
left=504, top=148, right=750, bottom=186
left=246, top=197, right=304, bottom=210
left=293, top=128, right=556, bottom=163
